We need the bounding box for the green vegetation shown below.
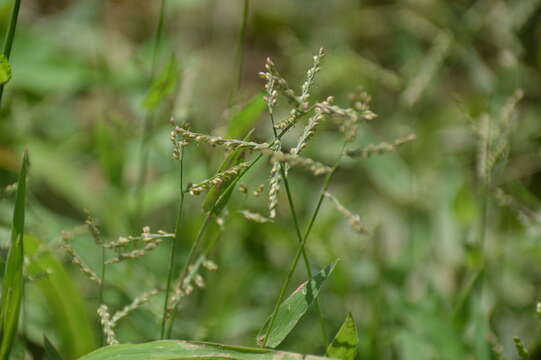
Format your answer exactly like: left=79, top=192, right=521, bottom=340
left=1, top=1, right=541, bottom=360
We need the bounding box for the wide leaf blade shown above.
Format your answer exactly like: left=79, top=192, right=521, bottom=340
left=257, top=261, right=338, bottom=348
left=326, top=313, right=359, bottom=360
left=78, top=340, right=338, bottom=360
left=0, top=151, right=28, bottom=359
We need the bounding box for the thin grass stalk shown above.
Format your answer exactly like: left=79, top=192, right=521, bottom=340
left=166, top=121, right=301, bottom=337
left=262, top=142, right=346, bottom=347
left=165, top=214, right=212, bottom=338
left=229, top=0, right=250, bottom=105
left=0, top=0, right=22, bottom=108
left=161, top=148, right=185, bottom=339
left=266, top=112, right=328, bottom=343
left=133, top=0, right=168, bottom=227
left=471, top=116, right=492, bottom=360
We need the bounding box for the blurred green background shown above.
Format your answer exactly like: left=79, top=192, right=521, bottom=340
left=1, top=0, right=541, bottom=359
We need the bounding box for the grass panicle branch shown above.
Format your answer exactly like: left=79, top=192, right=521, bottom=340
left=189, top=162, right=251, bottom=195
left=346, top=134, right=416, bottom=158
left=61, top=236, right=102, bottom=285
left=324, top=192, right=369, bottom=234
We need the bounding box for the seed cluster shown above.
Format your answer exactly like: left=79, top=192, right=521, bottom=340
left=97, top=288, right=160, bottom=345
left=165, top=256, right=219, bottom=320
left=189, top=162, right=251, bottom=195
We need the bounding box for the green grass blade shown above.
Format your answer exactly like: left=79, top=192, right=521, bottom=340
left=0, top=0, right=21, bottom=107
left=26, top=235, right=97, bottom=358
left=226, top=93, right=265, bottom=139
left=0, top=151, right=28, bottom=359
left=144, top=55, right=180, bottom=110
left=257, top=261, right=338, bottom=348
left=326, top=313, right=359, bottom=360
left=44, top=336, right=65, bottom=360
left=78, top=340, right=338, bottom=360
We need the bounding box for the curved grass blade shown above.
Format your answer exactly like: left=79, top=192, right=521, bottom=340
left=257, top=261, right=338, bottom=348
left=78, top=340, right=338, bottom=360
left=326, top=313, right=359, bottom=360
left=26, top=235, right=97, bottom=358
left=44, top=336, right=65, bottom=360
left=0, top=151, right=28, bottom=359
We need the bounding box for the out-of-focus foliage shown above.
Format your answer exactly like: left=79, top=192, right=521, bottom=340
left=1, top=0, right=541, bottom=359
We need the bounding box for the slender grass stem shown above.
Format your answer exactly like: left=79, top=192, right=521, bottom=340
left=165, top=213, right=212, bottom=338
left=161, top=149, right=185, bottom=339
left=166, top=120, right=301, bottom=336
left=229, top=0, right=250, bottom=105
left=0, top=0, right=22, bottom=108
left=151, top=0, right=168, bottom=78
left=279, top=165, right=328, bottom=343
left=266, top=114, right=328, bottom=343
left=262, top=142, right=346, bottom=347
left=133, top=0, right=168, bottom=227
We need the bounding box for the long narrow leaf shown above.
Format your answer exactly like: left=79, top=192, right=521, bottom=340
left=78, top=340, right=338, bottom=360
left=326, top=313, right=359, bottom=360
left=258, top=261, right=338, bottom=348
left=26, top=235, right=97, bottom=358
left=0, top=151, right=28, bottom=359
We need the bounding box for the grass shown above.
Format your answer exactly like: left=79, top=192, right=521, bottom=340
left=1, top=1, right=541, bottom=360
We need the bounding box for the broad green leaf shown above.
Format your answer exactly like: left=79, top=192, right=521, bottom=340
left=0, top=54, right=11, bottom=84
left=26, top=235, right=97, bottom=358
left=258, top=261, right=338, bottom=348
left=326, top=313, right=359, bottom=360
left=144, top=56, right=180, bottom=110
left=226, top=93, right=266, bottom=139
left=78, top=340, right=338, bottom=360
left=202, top=131, right=253, bottom=214
left=44, top=336, right=65, bottom=360
left=0, top=151, right=28, bottom=359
